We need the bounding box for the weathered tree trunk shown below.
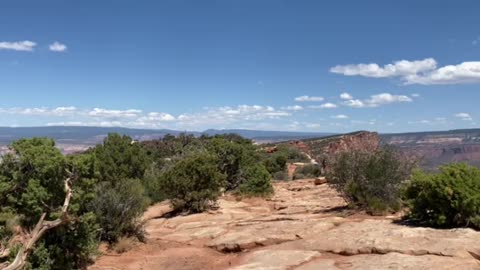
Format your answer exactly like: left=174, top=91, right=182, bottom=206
left=0, top=176, right=73, bottom=270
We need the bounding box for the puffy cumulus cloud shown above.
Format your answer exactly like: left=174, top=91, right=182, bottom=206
left=455, top=112, right=473, bottom=121
left=330, top=58, right=437, bottom=78
left=49, top=41, right=67, bottom=52
left=308, top=103, right=338, bottom=109
left=281, top=105, right=304, bottom=111
left=332, top=114, right=349, bottom=119
left=367, top=93, right=412, bottom=106
left=343, top=93, right=412, bottom=108
left=331, top=58, right=480, bottom=85
left=320, top=103, right=338, bottom=109
left=0, top=40, right=36, bottom=51
left=134, top=112, right=176, bottom=127
left=340, top=92, right=353, bottom=100
left=48, top=106, right=77, bottom=116
left=146, top=112, right=175, bottom=121
left=173, top=105, right=291, bottom=129
left=405, top=62, right=480, bottom=85
left=0, top=106, right=78, bottom=116
left=0, top=106, right=177, bottom=129
left=294, top=95, right=324, bottom=102
left=343, top=99, right=366, bottom=108
left=88, top=108, right=142, bottom=119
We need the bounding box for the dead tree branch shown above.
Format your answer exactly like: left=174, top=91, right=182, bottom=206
left=0, top=175, right=74, bottom=270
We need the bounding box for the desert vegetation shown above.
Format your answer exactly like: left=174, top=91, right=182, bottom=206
left=0, top=133, right=273, bottom=269
left=2, top=131, right=480, bottom=269
left=404, top=163, right=480, bottom=229
left=327, top=146, right=480, bottom=229
left=326, top=146, right=416, bottom=215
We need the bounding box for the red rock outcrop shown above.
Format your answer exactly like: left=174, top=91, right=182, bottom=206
left=320, top=131, right=379, bottom=156
left=292, top=131, right=379, bottom=163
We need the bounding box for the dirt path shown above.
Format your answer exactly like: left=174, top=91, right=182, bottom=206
left=89, top=179, right=480, bottom=270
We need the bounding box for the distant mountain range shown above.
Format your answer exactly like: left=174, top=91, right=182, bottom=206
left=2, top=126, right=480, bottom=169
left=0, top=126, right=333, bottom=147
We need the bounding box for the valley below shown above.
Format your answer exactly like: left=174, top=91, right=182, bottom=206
left=90, top=179, right=480, bottom=270
left=382, top=129, right=480, bottom=170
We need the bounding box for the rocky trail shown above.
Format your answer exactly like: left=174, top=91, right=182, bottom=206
left=89, top=179, right=480, bottom=270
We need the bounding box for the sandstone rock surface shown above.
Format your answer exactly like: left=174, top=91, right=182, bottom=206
left=90, top=179, right=480, bottom=270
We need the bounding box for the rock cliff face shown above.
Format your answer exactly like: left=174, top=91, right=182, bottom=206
left=382, top=129, right=480, bottom=170
left=298, top=131, right=379, bottom=164
left=318, top=131, right=379, bottom=156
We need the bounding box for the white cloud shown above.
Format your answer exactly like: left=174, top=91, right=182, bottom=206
left=18, top=108, right=48, bottom=115
left=173, top=105, right=291, bottom=129
left=0, top=106, right=78, bottom=116
left=343, top=99, right=366, bottom=108
left=331, top=58, right=480, bottom=85
left=0, top=106, right=181, bottom=129
left=143, top=112, right=175, bottom=121
left=340, top=92, right=353, bottom=100
left=411, top=93, right=420, bottom=97
left=294, top=95, right=324, bottom=102
left=454, top=112, right=473, bottom=121
left=0, top=40, right=36, bottom=51
left=343, top=93, right=412, bottom=108
left=88, top=108, right=142, bottom=119
left=367, top=93, right=412, bottom=106
left=330, top=58, right=437, bottom=78
left=49, top=41, right=67, bottom=52
left=332, top=114, right=349, bottom=119
left=317, top=103, right=338, bottom=109
left=51, top=106, right=77, bottom=116
left=405, top=62, right=480, bottom=85
left=282, top=105, right=303, bottom=111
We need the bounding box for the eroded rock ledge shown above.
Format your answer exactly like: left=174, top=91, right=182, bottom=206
left=90, top=179, right=480, bottom=270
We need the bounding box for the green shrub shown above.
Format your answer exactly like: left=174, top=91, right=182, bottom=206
left=294, top=164, right=322, bottom=179
left=238, top=164, right=273, bottom=197
left=326, top=146, right=415, bottom=215
left=404, top=163, right=480, bottom=228
left=142, top=164, right=167, bottom=203
left=159, top=152, right=226, bottom=213
left=263, top=152, right=288, bottom=174
left=94, top=133, right=148, bottom=183
left=205, top=136, right=258, bottom=190
left=90, top=179, right=149, bottom=243
left=0, top=138, right=100, bottom=269
left=276, top=145, right=309, bottom=163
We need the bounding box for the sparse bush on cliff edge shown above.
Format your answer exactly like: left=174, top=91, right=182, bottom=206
left=404, top=163, right=480, bottom=229
left=326, top=146, right=415, bottom=215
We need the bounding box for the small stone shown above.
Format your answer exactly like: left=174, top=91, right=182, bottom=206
left=314, top=177, right=327, bottom=185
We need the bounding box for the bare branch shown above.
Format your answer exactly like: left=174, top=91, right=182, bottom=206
left=0, top=175, right=74, bottom=270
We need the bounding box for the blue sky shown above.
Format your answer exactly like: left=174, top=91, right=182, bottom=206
left=0, top=0, right=479, bottom=132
